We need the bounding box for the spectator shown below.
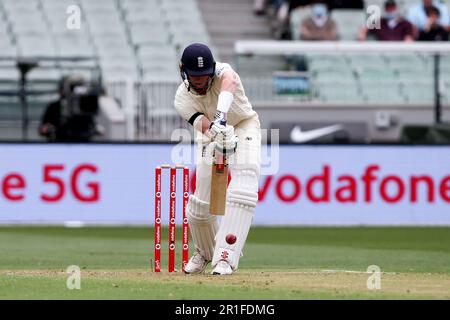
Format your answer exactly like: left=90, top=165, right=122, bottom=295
left=300, top=1, right=338, bottom=40
left=271, top=1, right=315, bottom=39
left=408, top=0, right=450, bottom=34
left=39, top=75, right=99, bottom=142
left=418, top=6, right=449, bottom=41
left=39, top=77, right=67, bottom=141
left=274, top=0, right=363, bottom=39
left=358, top=0, right=414, bottom=42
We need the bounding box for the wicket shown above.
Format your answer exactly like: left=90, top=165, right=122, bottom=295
left=154, top=164, right=189, bottom=273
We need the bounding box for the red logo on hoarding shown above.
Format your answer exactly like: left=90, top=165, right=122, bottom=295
left=258, top=164, right=450, bottom=204
left=1, top=164, right=100, bottom=203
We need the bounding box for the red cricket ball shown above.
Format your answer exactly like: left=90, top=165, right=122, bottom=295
left=225, top=234, right=237, bottom=245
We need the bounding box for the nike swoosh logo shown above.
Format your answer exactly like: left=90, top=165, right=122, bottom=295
left=290, top=124, right=344, bottom=143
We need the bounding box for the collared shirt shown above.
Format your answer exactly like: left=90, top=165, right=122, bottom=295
left=368, top=18, right=414, bottom=41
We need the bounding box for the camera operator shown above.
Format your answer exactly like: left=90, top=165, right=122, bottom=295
left=39, top=74, right=100, bottom=142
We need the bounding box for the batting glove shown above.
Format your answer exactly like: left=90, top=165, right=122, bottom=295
left=208, top=112, right=227, bottom=139
left=214, top=125, right=239, bottom=156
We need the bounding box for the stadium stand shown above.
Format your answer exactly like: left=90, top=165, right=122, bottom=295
left=0, top=0, right=449, bottom=142
left=0, top=0, right=210, bottom=80
left=198, top=0, right=272, bottom=62
left=0, top=0, right=210, bottom=139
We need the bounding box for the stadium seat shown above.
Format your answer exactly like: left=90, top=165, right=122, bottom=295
left=80, top=0, right=117, bottom=11
left=56, top=38, right=96, bottom=58
left=440, top=55, right=450, bottom=75
left=125, top=9, right=165, bottom=24
left=27, top=69, right=62, bottom=82
left=347, top=54, right=388, bottom=69
left=308, top=60, right=350, bottom=74
left=160, top=0, right=200, bottom=13
left=362, top=82, right=405, bottom=104
left=402, top=84, right=435, bottom=104
left=306, top=53, right=347, bottom=65
left=332, top=10, right=366, bottom=40
left=0, top=68, right=20, bottom=82
left=236, top=55, right=288, bottom=76
left=129, top=22, right=170, bottom=46
left=1, top=0, right=38, bottom=13
left=397, top=69, right=433, bottom=87
left=171, top=32, right=211, bottom=52
left=0, top=16, right=17, bottom=58
left=312, top=65, right=356, bottom=83
left=385, top=53, right=429, bottom=73
left=139, top=45, right=179, bottom=79
left=318, top=89, right=365, bottom=103
left=0, top=44, right=17, bottom=57
left=307, top=56, right=352, bottom=83
left=16, top=34, right=57, bottom=57
left=356, top=67, right=398, bottom=84
left=290, top=7, right=311, bottom=41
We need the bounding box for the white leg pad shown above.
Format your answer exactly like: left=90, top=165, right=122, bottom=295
left=186, top=194, right=218, bottom=261
left=212, top=169, right=259, bottom=270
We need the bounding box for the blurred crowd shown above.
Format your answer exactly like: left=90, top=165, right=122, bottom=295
left=254, top=0, right=449, bottom=42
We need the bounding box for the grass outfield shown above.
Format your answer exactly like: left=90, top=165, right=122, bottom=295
left=0, top=226, right=449, bottom=299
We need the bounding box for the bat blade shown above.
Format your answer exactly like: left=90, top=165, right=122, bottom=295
left=210, top=154, right=228, bottom=215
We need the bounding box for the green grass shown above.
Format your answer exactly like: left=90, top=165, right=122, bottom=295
left=0, top=227, right=450, bottom=299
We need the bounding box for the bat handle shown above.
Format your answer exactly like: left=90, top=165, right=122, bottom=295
left=214, top=111, right=227, bottom=126
left=213, top=111, right=227, bottom=171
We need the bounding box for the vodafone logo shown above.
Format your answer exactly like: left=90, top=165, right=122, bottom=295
left=258, top=164, right=450, bottom=204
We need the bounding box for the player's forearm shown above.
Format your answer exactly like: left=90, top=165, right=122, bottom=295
left=192, top=114, right=212, bottom=135
left=220, top=70, right=237, bottom=94
left=200, top=115, right=212, bottom=134
left=216, top=71, right=236, bottom=115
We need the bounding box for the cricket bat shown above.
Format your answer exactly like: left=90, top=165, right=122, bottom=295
left=210, top=112, right=228, bottom=215
left=210, top=153, right=228, bottom=215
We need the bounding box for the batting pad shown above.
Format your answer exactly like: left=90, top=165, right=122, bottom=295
left=186, top=194, right=218, bottom=261
left=212, top=169, right=259, bottom=270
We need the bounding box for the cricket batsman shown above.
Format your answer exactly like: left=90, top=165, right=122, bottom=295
left=174, top=43, right=261, bottom=275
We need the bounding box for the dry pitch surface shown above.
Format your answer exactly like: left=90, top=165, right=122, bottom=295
left=1, top=269, right=450, bottom=299
left=1, top=227, right=450, bottom=299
